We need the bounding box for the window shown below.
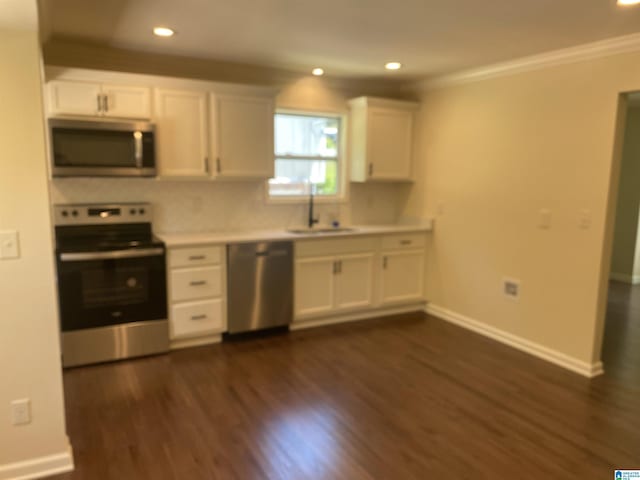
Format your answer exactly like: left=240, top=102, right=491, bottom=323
left=269, top=112, right=341, bottom=198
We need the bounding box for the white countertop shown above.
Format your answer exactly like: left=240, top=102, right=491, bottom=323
left=157, top=222, right=434, bottom=247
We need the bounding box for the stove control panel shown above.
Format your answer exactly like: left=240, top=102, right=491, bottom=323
left=54, top=203, right=153, bottom=226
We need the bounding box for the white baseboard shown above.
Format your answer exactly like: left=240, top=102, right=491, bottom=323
left=291, top=303, right=426, bottom=331
left=609, top=272, right=640, bottom=284
left=425, top=304, right=604, bottom=378
left=170, top=333, right=222, bottom=350
left=0, top=445, right=73, bottom=480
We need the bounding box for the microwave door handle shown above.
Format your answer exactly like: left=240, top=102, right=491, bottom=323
left=133, top=131, right=143, bottom=168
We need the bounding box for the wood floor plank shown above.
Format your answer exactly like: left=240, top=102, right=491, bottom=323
left=49, top=289, right=640, bottom=479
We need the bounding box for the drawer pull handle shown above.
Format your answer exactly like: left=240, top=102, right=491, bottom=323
left=190, top=280, right=207, bottom=286
left=191, top=314, right=207, bottom=320
left=400, top=240, right=412, bottom=245
left=189, top=255, right=206, bottom=260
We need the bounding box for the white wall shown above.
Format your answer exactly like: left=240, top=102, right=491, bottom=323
left=405, top=49, right=640, bottom=371
left=0, top=5, right=72, bottom=479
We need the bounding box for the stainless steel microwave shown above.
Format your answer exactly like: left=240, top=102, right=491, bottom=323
left=49, top=119, right=156, bottom=177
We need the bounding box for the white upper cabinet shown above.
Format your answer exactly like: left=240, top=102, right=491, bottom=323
left=348, top=96, right=418, bottom=182
left=154, top=89, right=209, bottom=177
left=210, top=93, right=274, bottom=179
left=47, top=80, right=151, bottom=119
left=101, top=84, right=151, bottom=119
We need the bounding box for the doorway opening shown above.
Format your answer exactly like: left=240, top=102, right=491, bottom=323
left=601, top=91, right=640, bottom=381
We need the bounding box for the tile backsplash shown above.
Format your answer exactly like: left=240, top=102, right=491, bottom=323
left=49, top=178, right=410, bottom=233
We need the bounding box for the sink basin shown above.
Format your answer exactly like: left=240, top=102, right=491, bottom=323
left=287, top=227, right=355, bottom=235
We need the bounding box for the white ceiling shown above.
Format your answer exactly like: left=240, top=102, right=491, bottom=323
left=40, top=0, right=640, bottom=79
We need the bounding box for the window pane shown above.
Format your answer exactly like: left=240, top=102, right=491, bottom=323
left=269, top=159, right=338, bottom=196
left=275, top=114, right=339, bottom=158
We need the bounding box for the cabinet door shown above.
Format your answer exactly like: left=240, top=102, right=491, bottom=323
left=210, top=94, right=274, bottom=178
left=368, top=108, right=413, bottom=180
left=380, top=250, right=425, bottom=305
left=154, top=89, right=209, bottom=177
left=102, top=84, right=151, bottom=119
left=48, top=80, right=102, bottom=116
left=335, top=253, right=374, bottom=311
left=295, top=256, right=335, bottom=319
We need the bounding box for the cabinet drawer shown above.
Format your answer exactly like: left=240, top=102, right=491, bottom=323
left=296, top=236, right=376, bottom=258
left=170, top=266, right=222, bottom=302
left=169, top=245, right=222, bottom=268
left=171, top=298, right=223, bottom=339
left=381, top=233, right=426, bottom=251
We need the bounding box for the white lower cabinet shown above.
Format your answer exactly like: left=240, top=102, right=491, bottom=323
left=379, top=250, right=425, bottom=305
left=294, top=252, right=374, bottom=319
left=294, top=238, right=377, bottom=321
left=170, top=266, right=222, bottom=302
left=294, top=234, right=426, bottom=324
left=295, top=256, right=336, bottom=317
left=167, top=244, right=226, bottom=346
left=170, top=299, right=224, bottom=339
left=334, top=253, right=374, bottom=311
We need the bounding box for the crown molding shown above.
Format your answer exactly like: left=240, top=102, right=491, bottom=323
left=419, top=31, right=640, bottom=91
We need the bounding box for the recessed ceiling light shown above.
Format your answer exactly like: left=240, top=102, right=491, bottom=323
left=618, top=0, right=640, bottom=4
left=385, top=62, right=402, bottom=71
left=153, top=27, right=175, bottom=37
left=312, top=68, right=324, bottom=76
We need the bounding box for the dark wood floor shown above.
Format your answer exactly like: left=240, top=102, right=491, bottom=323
left=51, top=294, right=640, bottom=479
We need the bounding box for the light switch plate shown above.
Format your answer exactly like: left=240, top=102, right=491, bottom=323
left=0, top=230, right=19, bottom=259
left=579, top=209, right=592, bottom=229
left=10, top=398, right=31, bottom=425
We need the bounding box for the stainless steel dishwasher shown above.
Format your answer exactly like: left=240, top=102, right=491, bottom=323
left=227, top=241, right=293, bottom=334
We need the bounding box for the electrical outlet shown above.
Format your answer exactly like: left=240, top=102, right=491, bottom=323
left=10, top=399, right=31, bottom=426
left=503, top=278, right=521, bottom=300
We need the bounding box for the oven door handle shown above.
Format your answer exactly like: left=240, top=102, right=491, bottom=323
left=59, top=248, right=164, bottom=262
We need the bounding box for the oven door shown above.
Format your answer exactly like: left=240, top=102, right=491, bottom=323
left=57, top=248, right=167, bottom=332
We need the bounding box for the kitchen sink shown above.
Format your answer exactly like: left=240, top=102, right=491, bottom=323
left=287, top=227, right=356, bottom=235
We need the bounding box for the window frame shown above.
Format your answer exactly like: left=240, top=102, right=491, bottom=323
left=266, top=108, right=348, bottom=204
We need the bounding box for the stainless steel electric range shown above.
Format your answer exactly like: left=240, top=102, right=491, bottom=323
left=54, top=203, right=168, bottom=367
